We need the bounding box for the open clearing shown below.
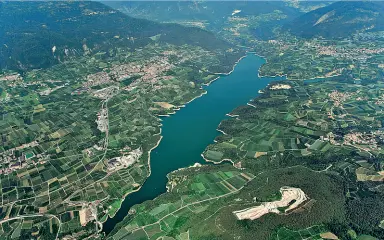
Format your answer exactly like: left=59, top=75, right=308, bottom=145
left=233, top=187, right=307, bottom=220
left=154, top=102, right=175, bottom=109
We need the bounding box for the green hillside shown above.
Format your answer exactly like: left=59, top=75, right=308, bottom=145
left=0, top=1, right=239, bottom=72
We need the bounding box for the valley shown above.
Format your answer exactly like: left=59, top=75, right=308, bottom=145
left=1, top=1, right=384, bottom=240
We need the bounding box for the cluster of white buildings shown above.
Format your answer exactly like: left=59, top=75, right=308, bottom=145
left=106, top=147, right=143, bottom=171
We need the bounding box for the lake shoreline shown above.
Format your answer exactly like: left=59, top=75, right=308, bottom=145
left=157, top=53, right=250, bottom=117
left=103, top=53, right=283, bottom=236
left=102, top=53, right=248, bottom=232
left=254, top=52, right=343, bottom=80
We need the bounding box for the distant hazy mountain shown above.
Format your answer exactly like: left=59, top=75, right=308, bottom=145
left=105, top=1, right=304, bottom=40
left=0, top=1, right=236, bottom=72
left=285, top=1, right=384, bottom=39
left=106, top=1, right=301, bottom=22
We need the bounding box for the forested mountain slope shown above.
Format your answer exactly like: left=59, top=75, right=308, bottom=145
left=0, top=1, right=238, bottom=72
left=285, top=1, right=384, bottom=39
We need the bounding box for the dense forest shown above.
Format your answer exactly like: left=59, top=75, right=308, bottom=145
left=0, top=1, right=240, bottom=72
left=285, top=1, right=384, bottom=39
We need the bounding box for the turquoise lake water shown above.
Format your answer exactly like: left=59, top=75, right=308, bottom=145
left=103, top=53, right=285, bottom=234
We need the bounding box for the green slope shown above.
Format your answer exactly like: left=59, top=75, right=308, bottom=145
left=0, top=1, right=240, bottom=72
left=285, top=1, right=384, bottom=39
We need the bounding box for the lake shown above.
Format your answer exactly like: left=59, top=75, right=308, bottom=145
left=103, top=53, right=285, bottom=234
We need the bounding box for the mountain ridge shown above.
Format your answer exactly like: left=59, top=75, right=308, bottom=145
left=0, top=1, right=238, bottom=72
left=285, top=1, right=384, bottom=39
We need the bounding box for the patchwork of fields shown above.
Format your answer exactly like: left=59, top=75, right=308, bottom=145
left=110, top=168, right=255, bottom=240
left=0, top=42, right=242, bottom=238
left=203, top=80, right=384, bottom=169
left=111, top=77, right=384, bottom=240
